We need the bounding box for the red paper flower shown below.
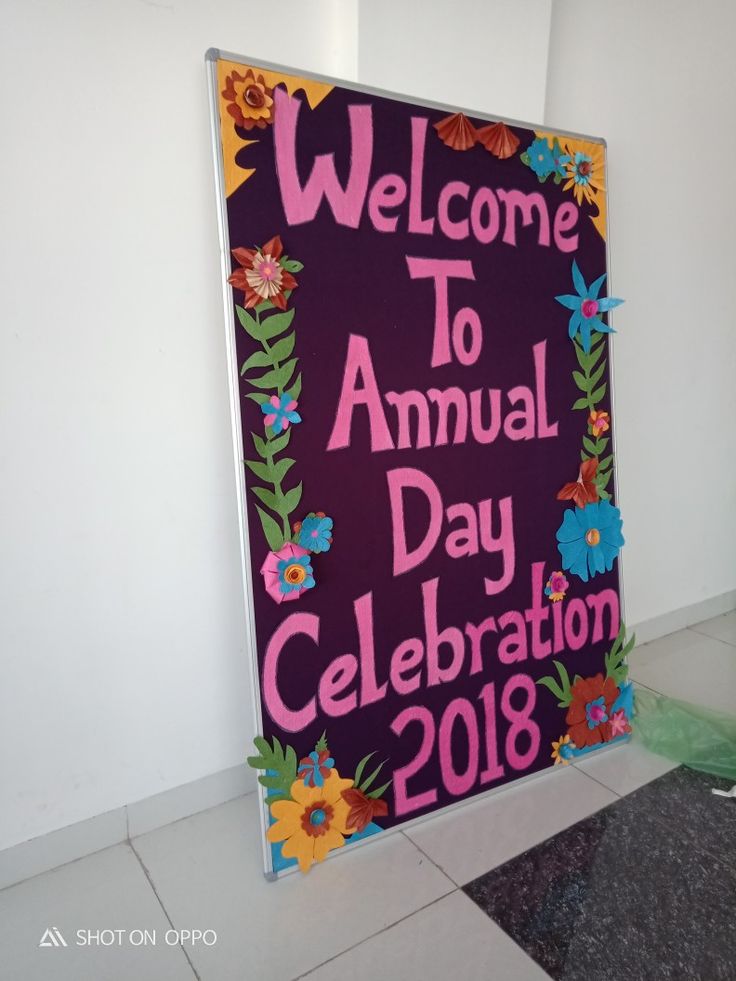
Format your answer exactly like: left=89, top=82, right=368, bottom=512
left=565, top=673, right=619, bottom=748
left=228, top=235, right=297, bottom=311
left=433, top=112, right=477, bottom=151
left=341, top=788, right=389, bottom=833
left=557, top=457, right=599, bottom=509
left=221, top=69, right=274, bottom=130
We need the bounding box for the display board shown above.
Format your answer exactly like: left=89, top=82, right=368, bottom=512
left=207, top=51, right=631, bottom=877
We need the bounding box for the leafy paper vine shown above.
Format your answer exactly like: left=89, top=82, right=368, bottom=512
left=537, top=624, right=636, bottom=764
left=227, top=235, right=334, bottom=603
left=247, top=731, right=391, bottom=873
left=551, top=260, right=625, bottom=584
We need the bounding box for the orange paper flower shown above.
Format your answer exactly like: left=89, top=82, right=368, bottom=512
left=557, top=457, right=599, bottom=509
left=476, top=121, right=520, bottom=160
left=433, top=112, right=476, bottom=151
left=589, top=410, right=610, bottom=436
left=341, top=787, right=389, bottom=833
left=221, top=69, right=274, bottom=131
left=228, top=235, right=297, bottom=311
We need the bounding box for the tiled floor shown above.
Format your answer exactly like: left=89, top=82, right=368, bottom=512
left=2, top=613, right=735, bottom=981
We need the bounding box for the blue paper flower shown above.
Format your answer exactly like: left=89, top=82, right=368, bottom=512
left=527, top=137, right=556, bottom=178
left=277, top=553, right=315, bottom=594
left=611, top=680, right=634, bottom=719
left=585, top=695, right=609, bottom=730
left=261, top=392, right=302, bottom=435
left=555, top=260, right=624, bottom=353
left=297, top=514, right=333, bottom=554
left=297, top=749, right=334, bottom=788
left=556, top=500, right=624, bottom=582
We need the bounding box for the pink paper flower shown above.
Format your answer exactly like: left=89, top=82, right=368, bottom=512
left=260, top=542, right=315, bottom=604
left=609, top=709, right=631, bottom=737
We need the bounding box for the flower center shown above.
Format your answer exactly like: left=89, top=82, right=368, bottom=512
left=244, top=83, right=265, bottom=108
left=589, top=703, right=605, bottom=722
left=581, top=298, right=599, bottom=318
left=259, top=259, right=276, bottom=281
left=284, top=563, right=306, bottom=585
left=585, top=528, right=601, bottom=546
left=309, top=808, right=326, bottom=826
left=577, top=160, right=592, bottom=177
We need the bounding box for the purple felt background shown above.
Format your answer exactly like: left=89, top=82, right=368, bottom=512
left=221, top=78, right=618, bottom=830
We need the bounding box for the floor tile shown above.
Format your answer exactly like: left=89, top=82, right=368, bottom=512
left=690, top=611, right=736, bottom=647
left=623, top=765, right=736, bottom=872
left=132, top=794, right=454, bottom=981
left=302, top=890, right=550, bottom=981
left=573, top=736, right=677, bottom=797
left=0, top=844, right=195, bottom=981
left=463, top=792, right=736, bottom=980
left=405, top=766, right=616, bottom=886
left=628, top=629, right=736, bottom=713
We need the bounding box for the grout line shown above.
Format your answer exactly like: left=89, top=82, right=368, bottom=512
left=686, top=625, right=736, bottom=649
left=129, top=840, right=202, bottom=981
left=571, top=765, right=622, bottom=799
left=399, top=829, right=461, bottom=887
left=293, top=890, right=458, bottom=980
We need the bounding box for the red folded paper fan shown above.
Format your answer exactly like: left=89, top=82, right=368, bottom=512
left=476, top=121, right=520, bottom=160
left=433, top=112, right=477, bottom=151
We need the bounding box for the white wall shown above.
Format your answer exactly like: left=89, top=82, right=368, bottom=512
left=545, top=0, right=736, bottom=627
left=358, top=0, right=552, bottom=122
left=0, top=0, right=357, bottom=852
left=3, top=0, right=734, bottom=853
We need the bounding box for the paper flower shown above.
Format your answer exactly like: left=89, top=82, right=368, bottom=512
left=556, top=500, right=624, bottom=582
left=295, top=513, right=333, bottom=554
left=476, top=121, right=520, bottom=160
left=261, top=393, right=302, bottom=435
left=228, top=235, right=297, bottom=311
left=589, top=410, right=611, bottom=436
left=555, top=260, right=624, bottom=353
left=267, top=771, right=356, bottom=873
left=298, top=749, right=334, bottom=788
left=557, top=457, right=599, bottom=509
left=609, top=709, right=631, bottom=737
left=566, top=674, right=619, bottom=747
left=563, top=144, right=605, bottom=205
left=551, top=734, right=576, bottom=765
left=611, top=680, right=634, bottom=719
left=527, top=137, right=556, bottom=177
left=544, top=571, right=569, bottom=603
left=221, top=69, right=274, bottom=131
left=341, top=787, right=389, bottom=833
left=260, top=542, right=315, bottom=603
left=433, top=112, right=476, bottom=151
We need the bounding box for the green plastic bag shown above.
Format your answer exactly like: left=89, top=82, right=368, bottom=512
left=634, top=688, right=736, bottom=782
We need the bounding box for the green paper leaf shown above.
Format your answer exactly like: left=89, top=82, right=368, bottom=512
left=245, top=459, right=273, bottom=482
left=537, top=676, right=565, bottom=703
left=286, top=372, right=302, bottom=401
left=275, top=357, right=299, bottom=391
left=583, top=436, right=598, bottom=456
left=587, top=340, right=606, bottom=368
left=272, top=457, right=296, bottom=482
left=593, top=437, right=609, bottom=454
left=599, top=454, right=614, bottom=470
left=241, top=350, right=273, bottom=375
left=366, top=780, right=392, bottom=800
left=572, top=397, right=590, bottom=410
left=252, top=486, right=280, bottom=511
left=581, top=449, right=589, bottom=461
left=520, top=151, right=530, bottom=165
left=354, top=752, right=375, bottom=787
left=269, top=332, right=296, bottom=364
left=246, top=735, right=298, bottom=802
left=281, top=258, right=303, bottom=273
left=259, top=308, right=295, bottom=341
left=589, top=383, right=607, bottom=404
left=315, top=731, right=328, bottom=753
left=282, top=482, right=302, bottom=515
left=360, top=760, right=387, bottom=793
left=265, top=429, right=291, bottom=458
left=588, top=360, right=607, bottom=389
left=572, top=370, right=589, bottom=393
left=236, top=306, right=261, bottom=339
left=246, top=392, right=269, bottom=405
left=599, top=488, right=611, bottom=501
left=255, top=505, right=285, bottom=550
left=246, top=365, right=290, bottom=390
left=251, top=432, right=268, bottom=459
left=597, top=469, right=613, bottom=490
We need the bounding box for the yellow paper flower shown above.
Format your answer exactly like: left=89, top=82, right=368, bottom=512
left=562, top=140, right=605, bottom=206
left=551, top=734, right=575, bottom=765
left=267, top=770, right=356, bottom=872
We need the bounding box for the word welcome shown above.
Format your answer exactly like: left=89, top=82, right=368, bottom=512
left=273, top=88, right=580, bottom=252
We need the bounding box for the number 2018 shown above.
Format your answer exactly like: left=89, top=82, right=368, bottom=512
left=390, top=673, right=540, bottom=817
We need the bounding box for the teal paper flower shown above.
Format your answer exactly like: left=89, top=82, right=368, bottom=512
left=556, top=500, right=624, bottom=582
left=277, top=553, right=315, bottom=594
left=297, top=514, right=333, bottom=553
left=555, top=260, right=624, bottom=353
left=527, top=137, right=556, bottom=178
left=261, top=392, right=301, bottom=435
